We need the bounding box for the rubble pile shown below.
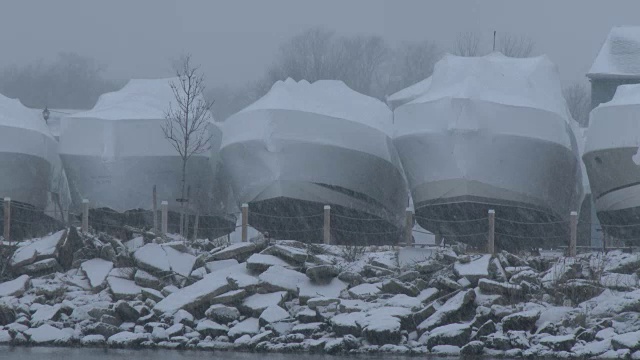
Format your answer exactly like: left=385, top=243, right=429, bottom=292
left=1, top=227, right=640, bottom=358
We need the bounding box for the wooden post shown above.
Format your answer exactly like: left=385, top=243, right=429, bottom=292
left=3, top=198, right=10, bottom=244
left=161, top=201, right=168, bottom=235
left=152, top=185, right=158, bottom=233
left=184, top=185, right=191, bottom=240
left=323, top=205, right=331, bottom=245
left=241, top=203, right=248, bottom=242
left=405, top=207, right=413, bottom=246
left=81, top=199, right=89, bottom=234
left=488, top=209, right=495, bottom=255
left=569, top=211, right=578, bottom=257
left=193, top=212, right=199, bottom=241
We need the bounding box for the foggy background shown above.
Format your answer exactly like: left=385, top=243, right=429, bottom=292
left=0, top=0, right=638, bottom=124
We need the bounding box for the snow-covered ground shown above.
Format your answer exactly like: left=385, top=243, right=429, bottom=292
left=2, top=227, right=640, bottom=358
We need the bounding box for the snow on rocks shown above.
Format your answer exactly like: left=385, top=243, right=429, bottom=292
left=240, top=291, right=287, bottom=317
left=0, top=274, right=30, bottom=297
left=10, top=230, right=66, bottom=268
left=348, top=282, right=382, bottom=299
left=210, top=242, right=257, bottom=262
left=228, top=317, right=260, bottom=339
left=80, top=258, right=113, bottom=290
left=417, top=289, right=475, bottom=334
left=107, top=331, right=150, bottom=347
left=205, top=304, right=240, bottom=324
left=30, top=304, right=63, bottom=327
left=133, top=243, right=196, bottom=278
left=24, top=324, right=72, bottom=345
left=259, top=265, right=307, bottom=293
left=195, top=319, right=229, bottom=337
left=107, top=276, right=142, bottom=300
left=153, top=272, right=231, bottom=315
left=424, top=322, right=472, bottom=349
left=246, top=253, right=292, bottom=272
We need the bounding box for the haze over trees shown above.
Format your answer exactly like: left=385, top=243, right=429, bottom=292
left=0, top=52, right=120, bottom=109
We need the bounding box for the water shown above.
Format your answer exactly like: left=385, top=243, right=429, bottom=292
left=0, top=347, right=513, bottom=359
left=0, top=347, right=399, bottom=360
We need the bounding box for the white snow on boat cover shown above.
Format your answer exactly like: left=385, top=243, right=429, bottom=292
left=588, top=26, right=640, bottom=79
left=224, top=78, right=394, bottom=145
left=387, top=77, right=432, bottom=109
left=0, top=93, right=71, bottom=215
left=395, top=52, right=574, bottom=148
left=587, top=84, right=640, bottom=152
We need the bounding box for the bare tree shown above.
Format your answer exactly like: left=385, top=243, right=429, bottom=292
left=563, top=83, right=591, bottom=127
left=497, top=34, right=535, bottom=58
left=453, top=32, right=482, bottom=57
left=385, top=40, right=442, bottom=95
left=254, top=27, right=391, bottom=99
left=163, top=55, right=214, bottom=238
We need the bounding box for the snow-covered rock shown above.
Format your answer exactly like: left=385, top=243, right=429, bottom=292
left=417, top=289, right=475, bottom=334
left=196, top=319, right=229, bottom=337
left=107, top=276, right=142, bottom=300
left=211, top=243, right=257, bottom=261
left=205, top=259, right=239, bottom=273
left=0, top=274, right=30, bottom=297
left=10, top=230, right=66, bottom=268
left=258, top=265, right=307, bottom=293
left=454, top=254, right=491, bottom=285
left=134, top=270, right=161, bottom=289
left=30, top=304, right=62, bottom=327
left=24, top=324, right=72, bottom=345
left=80, top=258, right=113, bottom=290
left=259, top=305, right=290, bottom=326
left=361, top=314, right=402, bottom=345
left=261, top=244, right=308, bottom=264
left=133, top=243, right=195, bottom=278
left=205, top=304, right=240, bottom=324
left=240, top=291, right=287, bottom=317
left=612, top=330, right=640, bottom=351
left=228, top=317, right=260, bottom=339
left=246, top=253, right=291, bottom=272
left=153, top=272, right=231, bottom=315
left=107, top=331, right=150, bottom=347
left=425, top=323, right=472, bottom=349
left=502, top=309, right=540, bottom=332
left=81, top=334, right=106, bottom=346
left=298, top=278, right=347, bottom=304
left=348, top=282, right=382, bottom=299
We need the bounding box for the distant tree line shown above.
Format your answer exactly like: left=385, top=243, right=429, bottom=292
left=0, top=29, right=590, bottom=127
left=0, top=52, right=121, bottom=110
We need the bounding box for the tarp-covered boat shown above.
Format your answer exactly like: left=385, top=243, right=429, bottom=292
left=393, top=53, right=582, bottom=248
left=221, top=79, right=408, bottom=244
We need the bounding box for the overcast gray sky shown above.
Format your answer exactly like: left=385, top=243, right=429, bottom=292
left=1, top=0, right=639, bottom=88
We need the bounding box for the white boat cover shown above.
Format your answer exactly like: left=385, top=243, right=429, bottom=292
left=387, top=77, right=432, bottom=109
left=0, top=94, right=71, bottom=217
left=394, top=52, right=582, bottom=223
left=587, top=84, right=640, bottom=153
left=588, top=26, right=640, bottom=79
left=59, top=78, right=224, bottom=214
left=222, top=78, right=407, bottom=226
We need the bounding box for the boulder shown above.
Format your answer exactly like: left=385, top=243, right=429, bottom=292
left=475, top=320, right=497, bottom=339
left=10, top=230, right=66, bottom=268
left=337, top=271, right=363, bottom=286
left=306, top=265, right=339, bottom=283
left=478, top=278, right=524, bottom=299
left=461, top=340, right=485, bottom=356
left=141, top=288, right=164, bottom=302
left=379, top=279, right=419, bottom=297
left=0, top=301, right=16, bottom=326
left=107, top=331, right=150, bottom=348
left=261, top=244, right=308, bottom=264
left=24, top=324, right=72, bottom=345
left=134, top=270, right=162, bottom=289
left=154, top=272, right=231, bottom=316
left=30, top=304, right=63, bottom=327
left=18, top=258, right=61, bottom=276
left=453, top=254, right=491, bottom=285
left=0, top=275, right=30, bottom=297
left=80, top=259, right=113, bottom=290
left=259, top=305, right=290, bottom=326
left=307, top=297, right=340, bottom=310
left=228, top=317, right=260, bottom=339
left=348, top=283, right=382, bottom=299
left=258, top=265, right=307, bottom=293
left=81, top=334, right=106, bottom=346
left=612, top=330, right=640, bottom=351
left=107, top=276, right=142, bottom=300
left=298, top=278, right=348, bottom=305
left=539, top=334, right=576, bottom=352
left=417, top=289, right=476, bottom=334
left=115, top=301, right=140, bottom=322
left=210, top=289, right=247, bottom=305
left=331, top=312, right=366, bottom=337
left=85, top=322, right=121, bottom=338
left=361, top=315, right=402, bottom=345
left=205, top=304, right=240, bottom=324
left=246, top=254, right=291, bottom=272
left=134, top=243, right=196, bottom=278
left=425, top=323, right=472, bottom=349
left=195, top=319, right=229, bottom=337
left=211, top=243, right=257, bottom=262
left=502, top=310, right=540, bottom=332
left=239, top=291, right=287, bottom=317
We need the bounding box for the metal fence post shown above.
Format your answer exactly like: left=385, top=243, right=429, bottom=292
left=161, top=201, right=168, bottom=235
left=488, top=209, right=495, bottom=255
left=405, top=207, right=413, bottom=246
left=241, top=203, right=248, bottom=242
left=152, top=185, right=158, bottom=233
left=569, top=211, right=578, bottom=257
left=81, top=199, right=89, bottom=233
left=324, top=205, right=331, bottom=245
left=3, top=198, right=10, bottom=243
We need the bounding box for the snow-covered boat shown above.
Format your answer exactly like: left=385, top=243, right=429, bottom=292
left=221, top=79, right=408, bottom=244
left=584, top=84, right=640, bottom=241
left=0, top=94, right=70, bottom=210
left=58, top=78, right=234, bottom=237
left=393, top=53, right=582, bottom=248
